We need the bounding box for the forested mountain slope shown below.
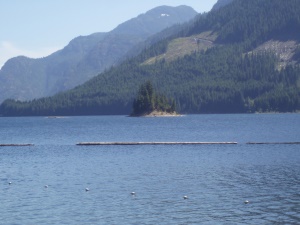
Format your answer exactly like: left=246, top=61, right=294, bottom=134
left=0, top=6, right=197, bottom=103
left=1, top=0, right=299, bottom=116
left=211, top=0, right=234, bottom=11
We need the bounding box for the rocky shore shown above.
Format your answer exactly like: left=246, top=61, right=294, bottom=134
left=131, top=110, right=181, bottom=117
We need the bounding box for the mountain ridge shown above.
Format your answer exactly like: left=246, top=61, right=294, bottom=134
left=212, top=0, right=234, bottom=11
left=1, top=0, right=299, bottom=116
left=0, top=5, right=197, bottom=103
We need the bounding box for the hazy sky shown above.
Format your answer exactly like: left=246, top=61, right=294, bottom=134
left=0, top=0, right=218, bottom=68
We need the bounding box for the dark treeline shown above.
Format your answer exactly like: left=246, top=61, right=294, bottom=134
left=131, top=81, right=176, bottom=116
left=0, top=0, right=299, bottom=116
left=1, top=46, right=299, bottom=116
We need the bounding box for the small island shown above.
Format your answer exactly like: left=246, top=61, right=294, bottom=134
left=130, top=81, right=180, bottom=117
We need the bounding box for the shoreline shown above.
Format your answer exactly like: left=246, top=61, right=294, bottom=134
left=130, top=110, right=182, bottom=117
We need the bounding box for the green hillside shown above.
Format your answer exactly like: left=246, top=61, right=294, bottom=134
left=1, top=0, right=300, bottom=116
left=0, top=6, right=197, bottom=104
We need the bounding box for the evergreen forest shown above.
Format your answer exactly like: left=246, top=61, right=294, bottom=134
left=0, top=0, right=299, bottom=116
left=131, top=81, right=176, bottom=116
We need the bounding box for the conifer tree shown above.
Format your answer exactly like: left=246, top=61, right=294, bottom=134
left=131, top=81, right=176, bottom=115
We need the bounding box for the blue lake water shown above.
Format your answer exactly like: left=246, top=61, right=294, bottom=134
left=0, top=114, right=299, bottom=224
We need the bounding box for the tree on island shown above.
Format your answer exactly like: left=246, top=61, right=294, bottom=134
left=131, top=80, right=176, bottom=116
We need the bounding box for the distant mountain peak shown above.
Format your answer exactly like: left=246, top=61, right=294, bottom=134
left=212, top=0, right=234, bottom=11
left=112, top=5, right=197, bottom=35
left=0, top=5, right=197, bottom=103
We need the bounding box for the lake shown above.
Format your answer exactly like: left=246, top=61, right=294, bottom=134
left=0, top=114, right=299, bottom=224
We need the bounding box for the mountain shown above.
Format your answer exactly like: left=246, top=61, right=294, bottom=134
left=212, top=0, right=234, bottom=11
left=1, top=0, right=299, bottom=116
left=0, top=5, right=197, bottom=104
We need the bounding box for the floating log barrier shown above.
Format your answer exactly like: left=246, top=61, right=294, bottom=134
left=0, top=144, right=34, bottom=147
left=247, top=142, right=300, bottom=145
left=77, top=142, right=238, bottom=146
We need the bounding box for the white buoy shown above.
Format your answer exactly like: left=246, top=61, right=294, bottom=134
left=183, top=196, right=188, bottom=199
left=85, top=188, right=90, bottom=192
left=244, top=200, right=250, bottom=204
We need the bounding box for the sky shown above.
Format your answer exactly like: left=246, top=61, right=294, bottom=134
left=0, top=0, right=218, bottom=68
